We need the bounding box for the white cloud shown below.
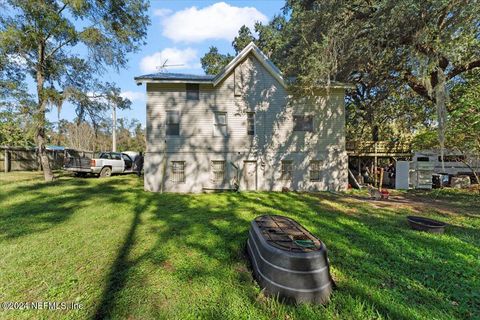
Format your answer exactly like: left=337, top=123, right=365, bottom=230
left=139, top=47, right=198, bottom=73
left=161, top=2, right=268, bottom=43
left=153, top=8, right=172, bottom=17
left=120, top=91, right=145, bottom=102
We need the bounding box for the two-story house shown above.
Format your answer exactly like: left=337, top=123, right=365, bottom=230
left=135, top=43, right=350, bottom=193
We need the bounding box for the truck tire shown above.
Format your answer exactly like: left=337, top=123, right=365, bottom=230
left=99, top=167, right=112, bottom=178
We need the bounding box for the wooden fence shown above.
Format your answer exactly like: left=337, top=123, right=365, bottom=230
left=1, top=146, right=95, bottom=172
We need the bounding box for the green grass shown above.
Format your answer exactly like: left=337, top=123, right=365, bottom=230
left=0, top=172, right=479, bottom=320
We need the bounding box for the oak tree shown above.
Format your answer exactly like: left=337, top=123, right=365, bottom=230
left=284, top=0, right=480, bottom=169
left=0, top=0, right=149, bottom=181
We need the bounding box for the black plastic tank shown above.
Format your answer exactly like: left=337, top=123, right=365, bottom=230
left=246, top=215, right=334, bottom=304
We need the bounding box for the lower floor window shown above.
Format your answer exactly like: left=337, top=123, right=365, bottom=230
left=310, top=160, right=322, bottom=181
left=281, top=160, right=293, bottom=180
left=211, top=160, right=225, bottom=182
left=171, top=161, right=185, bottom=183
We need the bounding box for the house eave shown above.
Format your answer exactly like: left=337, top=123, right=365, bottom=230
left=134, top=78, right=214, bottom=85
left=212, top=42, right=288, bottom=89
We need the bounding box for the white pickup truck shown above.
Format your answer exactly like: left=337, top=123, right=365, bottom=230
left=64, top=151, right=139, bottom=177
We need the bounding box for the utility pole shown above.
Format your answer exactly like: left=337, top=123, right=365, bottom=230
left=112, top=103, right=117, bottom=152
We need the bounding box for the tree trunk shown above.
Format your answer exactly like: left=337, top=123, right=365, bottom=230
left=471, top=169, right=479, bottom=185
left=460, top=158, right=480, bottom=185
left=36, top=41, right=54, bottom=182
left=435, top=68, right=447, bottom=173
left=372, top=125, right=379, bottom=142
left=36, top=126, right=54, bottom=181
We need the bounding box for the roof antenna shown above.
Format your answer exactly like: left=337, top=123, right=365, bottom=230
left=156, top=59, right=184, bottom=73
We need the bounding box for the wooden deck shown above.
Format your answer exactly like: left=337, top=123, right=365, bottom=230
left=346, top=141, right=412, bottom=157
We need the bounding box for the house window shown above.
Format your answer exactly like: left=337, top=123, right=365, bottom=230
left=171, top=161, right=185, bottom=183
left=310, top=161, right=322, bottom=181
left=211, top=161, right=225, bottom=182
left=186, top=83, right=199, bottom=100
left=247, top=112, right=255, bottom=135
left=214, top=112, right=227, bottom=136
left=166, top=111, right=180, bottom=136
left=293, top=115, right=314, bottom=132
left=281, top=160, right=293, bottom=180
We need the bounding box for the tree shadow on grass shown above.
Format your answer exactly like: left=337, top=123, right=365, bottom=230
left=0, top=178, right=126, bottom=240
left=92, top=189, right=146, bottom=319
left=90, top=190, right=265, bottom=319
left=190, top=191, right=478, bottom=319
left=17, top=180, right=468, bottom=319
left=288, top=192, right=480, bottom=320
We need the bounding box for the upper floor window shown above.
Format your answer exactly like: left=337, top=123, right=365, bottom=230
left=247, top=112, right=255, bottom=136
left=166, top=111, right=180, bottom=136
left=211, top=161, right=225, bottom=182
left=186, top=83, right=199, bottom=100
left=310, top=160, right=322, bottom=181
left=214, top=112, right=227, bottom=136
left=281, top=160, right=293, bottom=180
left=171, top=161, right=185, bottom=183
left=293, top=115, right=314, bottom=132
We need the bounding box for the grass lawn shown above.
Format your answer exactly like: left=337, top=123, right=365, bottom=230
left=0, top=172, right=479, bottom=320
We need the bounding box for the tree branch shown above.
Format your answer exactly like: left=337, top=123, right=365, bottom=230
left=45, top=20, right=102, bottom=61
left=403, top=71, right=433, bottom=101
left=44, top=3, right=68, bottom=42
left=45, top=38, right=76, bottom=61
left=437, top=0, right=459, bottom=30
left=414, top=43, right=450, bottom=71
left=447, top=60, right=480, bottom=80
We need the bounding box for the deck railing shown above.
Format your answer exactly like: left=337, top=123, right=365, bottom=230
left=346, top=141, right=412, bottom=154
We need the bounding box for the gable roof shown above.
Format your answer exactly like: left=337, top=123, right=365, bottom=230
left=134, top=42, right=286, bottom=87
left=212, top=42, right=287, bottom=88
left=134, top=42, right=353, bottom=89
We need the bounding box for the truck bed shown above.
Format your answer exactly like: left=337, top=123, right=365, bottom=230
left=64, top=157, right=92, bottom=172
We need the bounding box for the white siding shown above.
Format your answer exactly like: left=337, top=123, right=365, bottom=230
left=144, top=53, right=347, bottom=193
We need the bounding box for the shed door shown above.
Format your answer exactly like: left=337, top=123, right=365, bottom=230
left=244, top=161, right=257, bottom=191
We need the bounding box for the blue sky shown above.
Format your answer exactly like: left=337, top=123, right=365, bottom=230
left=47, top=1, right=285, bottom=127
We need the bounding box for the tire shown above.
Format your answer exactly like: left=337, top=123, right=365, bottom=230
left=99, top=167, right=112, bottom=178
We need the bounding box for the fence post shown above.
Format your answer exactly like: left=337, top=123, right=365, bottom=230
left=4, top=149, right=10, bottom=173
